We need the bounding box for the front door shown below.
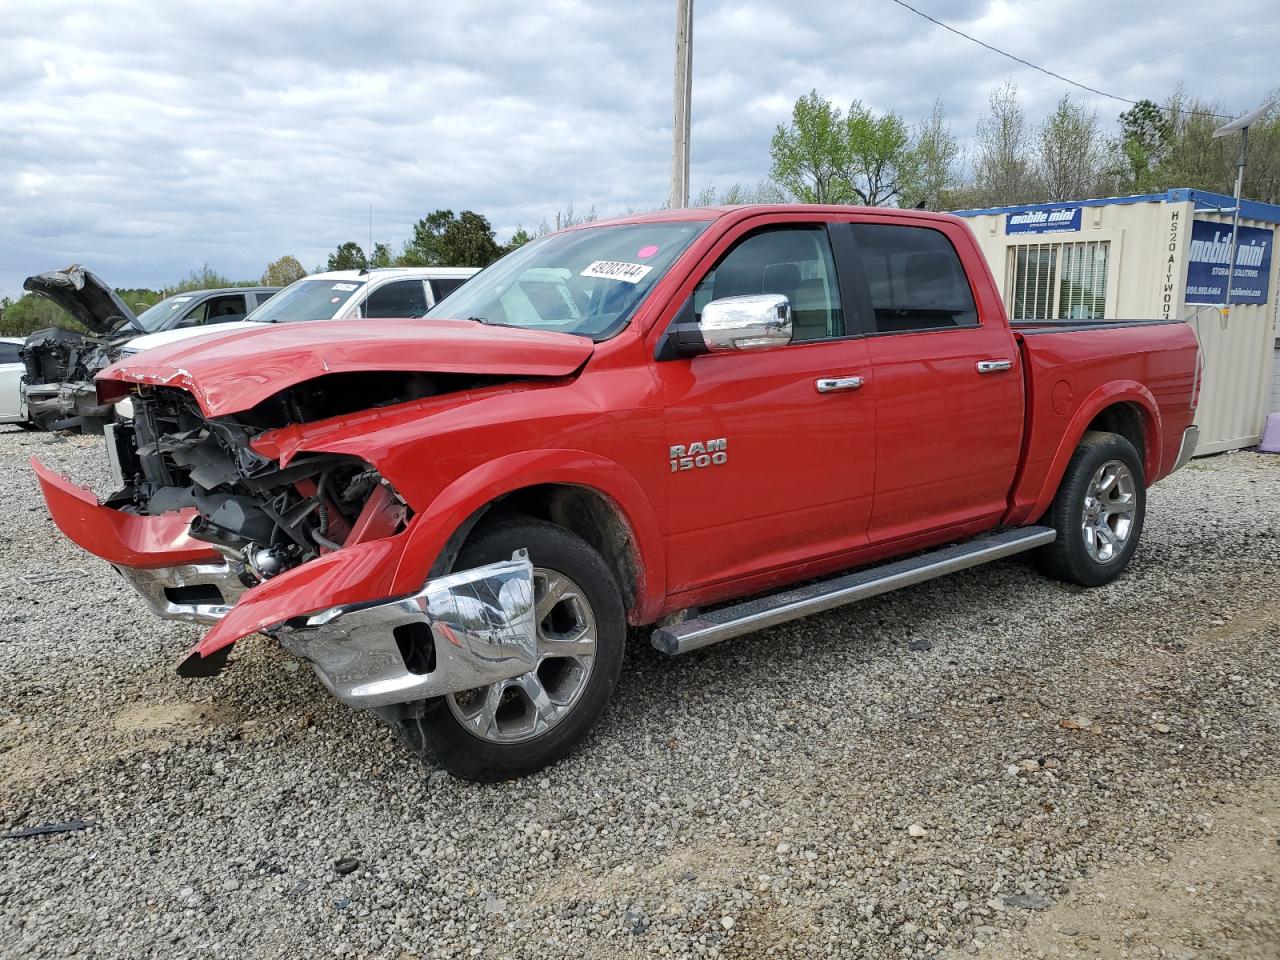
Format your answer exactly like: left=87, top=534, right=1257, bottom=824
left=651, top=222, right=876, bottom=595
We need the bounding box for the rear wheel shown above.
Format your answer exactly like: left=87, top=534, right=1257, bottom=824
left=1035, top=430, right=1146, bottom=587
left=392, top=517, right=626, bottom=782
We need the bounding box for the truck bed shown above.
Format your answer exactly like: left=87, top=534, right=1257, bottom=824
left=1007, top=317, right=1200, bottom=525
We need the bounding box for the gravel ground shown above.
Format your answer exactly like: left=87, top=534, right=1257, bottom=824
left=0, top=427, right=1277, bottom=960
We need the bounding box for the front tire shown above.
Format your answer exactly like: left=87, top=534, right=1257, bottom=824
left=393, top=517, right=626, bottom=782
left=1035, top=430, right=1146, bottom=587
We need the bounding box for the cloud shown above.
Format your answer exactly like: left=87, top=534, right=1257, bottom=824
left=0, top=0, right=1272, bottom=297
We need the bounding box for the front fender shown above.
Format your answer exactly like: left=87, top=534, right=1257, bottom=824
left=388, top=449, right=666, bottom=624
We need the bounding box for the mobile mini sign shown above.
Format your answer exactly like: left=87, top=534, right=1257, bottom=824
left=1184, top=220, right=1273, bottom=305
left=1005, top=205, right=1083, bottom=235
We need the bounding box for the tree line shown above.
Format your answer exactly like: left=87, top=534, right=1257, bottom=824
left=320, top=206, right=607, bottom=271
left=763, top=82, right=1280, bottom=211
left=0, top=264, right=309, bottom=337
left=0, top=210, right=555, bottom=336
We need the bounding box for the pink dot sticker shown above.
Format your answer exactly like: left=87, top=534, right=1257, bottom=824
left=636, top=244, right=659, bottom=259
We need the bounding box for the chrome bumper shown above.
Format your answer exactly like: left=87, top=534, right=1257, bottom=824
left=1172, top=425, right=1199, bottom=472
left=115, top=560, right=249, bottom=624
left=276, top=551, right=538, bottom=709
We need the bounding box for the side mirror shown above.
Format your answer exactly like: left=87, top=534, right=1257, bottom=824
left=700, top=294, right=793, bottom=352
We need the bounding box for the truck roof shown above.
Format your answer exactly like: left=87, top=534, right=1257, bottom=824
left=573, top=203, right=971, bottom=231
left=310, top=267, right=481, bottom=282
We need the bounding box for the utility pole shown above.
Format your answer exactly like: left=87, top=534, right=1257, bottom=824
left=670, top=0, right=693, bottom=208
left=1211, top=100, right=1276, bottom=325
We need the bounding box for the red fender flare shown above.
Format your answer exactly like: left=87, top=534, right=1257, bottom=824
left=1007, top=380, right=1162, bottom=526
left=390, top=449, right=666, bottom=624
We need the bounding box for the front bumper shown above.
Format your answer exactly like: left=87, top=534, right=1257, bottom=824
left=25, top=381, right=114, bottom=432
left=116, top=560, right=249, bottom=625
left=32, top=457, right=537, bottom=709
left=277, top=551, right=537, bottom=709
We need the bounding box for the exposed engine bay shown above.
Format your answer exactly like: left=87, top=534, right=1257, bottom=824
left=104, top=386, right=411, bottom=589
left=21, top=327, right=128, bottom=433
left=20, top=265, right=144, bottom=433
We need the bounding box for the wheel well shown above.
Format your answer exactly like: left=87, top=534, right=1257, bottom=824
left=477, top=484, right=641, bottom=616
left=1086, top=402, right=1148, bottom=469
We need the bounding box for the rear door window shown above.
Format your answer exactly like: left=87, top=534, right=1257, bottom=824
left=851, top=224, right=977, bottom=333
left=362, top=280, right=429, bottom=318
left=430, top=277, right=467, bottom=303
left=0, top=343, right=21, bottom=364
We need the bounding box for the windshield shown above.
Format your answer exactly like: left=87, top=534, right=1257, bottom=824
left=134, top=294, right=199, bottom=333
left=248, top=278, right=366, bottom=323
left=424, top=222, right=709, bottom=340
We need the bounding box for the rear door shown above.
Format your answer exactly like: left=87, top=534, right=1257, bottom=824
left=842, top=219, right=1023, bottom=543
left=651, top=219, right=876, bottom=594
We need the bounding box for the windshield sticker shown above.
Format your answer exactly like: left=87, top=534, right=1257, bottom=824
left=331, top=282, right=359, bottom=291
left=330, top=297, right=342, bottom=303
left=580, top=260, right=653, bottom=284
left=636, top=244, right=659, bottom=259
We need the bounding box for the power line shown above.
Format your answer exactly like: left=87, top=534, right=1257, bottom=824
left=885, top=0, right=1234, bottom=120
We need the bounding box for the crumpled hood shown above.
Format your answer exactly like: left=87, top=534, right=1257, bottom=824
left=23, top=265, right=142, bottom=336
left=97, top=318, right=595, bottom=417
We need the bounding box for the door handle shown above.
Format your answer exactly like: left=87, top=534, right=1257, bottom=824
left=815, top=376, right=865, bottom=393
left=976, top=359, right=1014, bottom=374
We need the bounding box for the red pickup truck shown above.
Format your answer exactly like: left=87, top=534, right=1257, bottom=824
left=33, top=205, right=1201, bottom=781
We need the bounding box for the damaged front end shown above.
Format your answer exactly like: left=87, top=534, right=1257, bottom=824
left=21, top=266, right=143, bottom=433
left=34, top=383, right=542, bottom=710
left=22, top=327, right=125, bottom=433
left=106, top=386, right=409, bottom=594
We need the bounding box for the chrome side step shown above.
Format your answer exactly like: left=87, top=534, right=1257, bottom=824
left=651, top=526, right=1056, bottom=656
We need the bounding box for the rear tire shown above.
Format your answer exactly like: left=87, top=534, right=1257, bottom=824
left=391, top=517, right=626, bottom=782
left=1035, top=430, right=1146, bottom=587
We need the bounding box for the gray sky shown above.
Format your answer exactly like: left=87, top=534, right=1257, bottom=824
left=1, top=0, right=1275, bottom=299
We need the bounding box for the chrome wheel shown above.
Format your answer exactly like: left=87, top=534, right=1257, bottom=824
left=445, top=567, right=597, bottom=743
left=1080, top=459, right=1137, bottom=564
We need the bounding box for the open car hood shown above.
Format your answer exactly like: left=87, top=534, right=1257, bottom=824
left=23, top=265, right=142, bottom=337
left=98, top=318, right=595, bottom=417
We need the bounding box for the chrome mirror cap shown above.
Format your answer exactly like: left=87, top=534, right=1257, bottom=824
left=700, top=294, right=793, bottom=352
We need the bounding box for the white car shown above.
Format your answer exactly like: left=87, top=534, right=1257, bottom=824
left=113, top=267, right=479, bottom=419
left=0, top=337, right=29, bottom=426
left=119, top=268, right=480, bottom=357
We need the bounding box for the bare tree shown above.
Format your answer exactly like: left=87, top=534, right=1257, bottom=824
left=972, top=81, right=1036, bottom=206
left=900, top=97, right=960, bottom=210
left=1037, top=95, right=1109, bottom=200
left=694, top=181, right=787, bottom=205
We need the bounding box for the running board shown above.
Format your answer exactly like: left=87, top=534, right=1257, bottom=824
left=651, top=526, right=1056, bottom=656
